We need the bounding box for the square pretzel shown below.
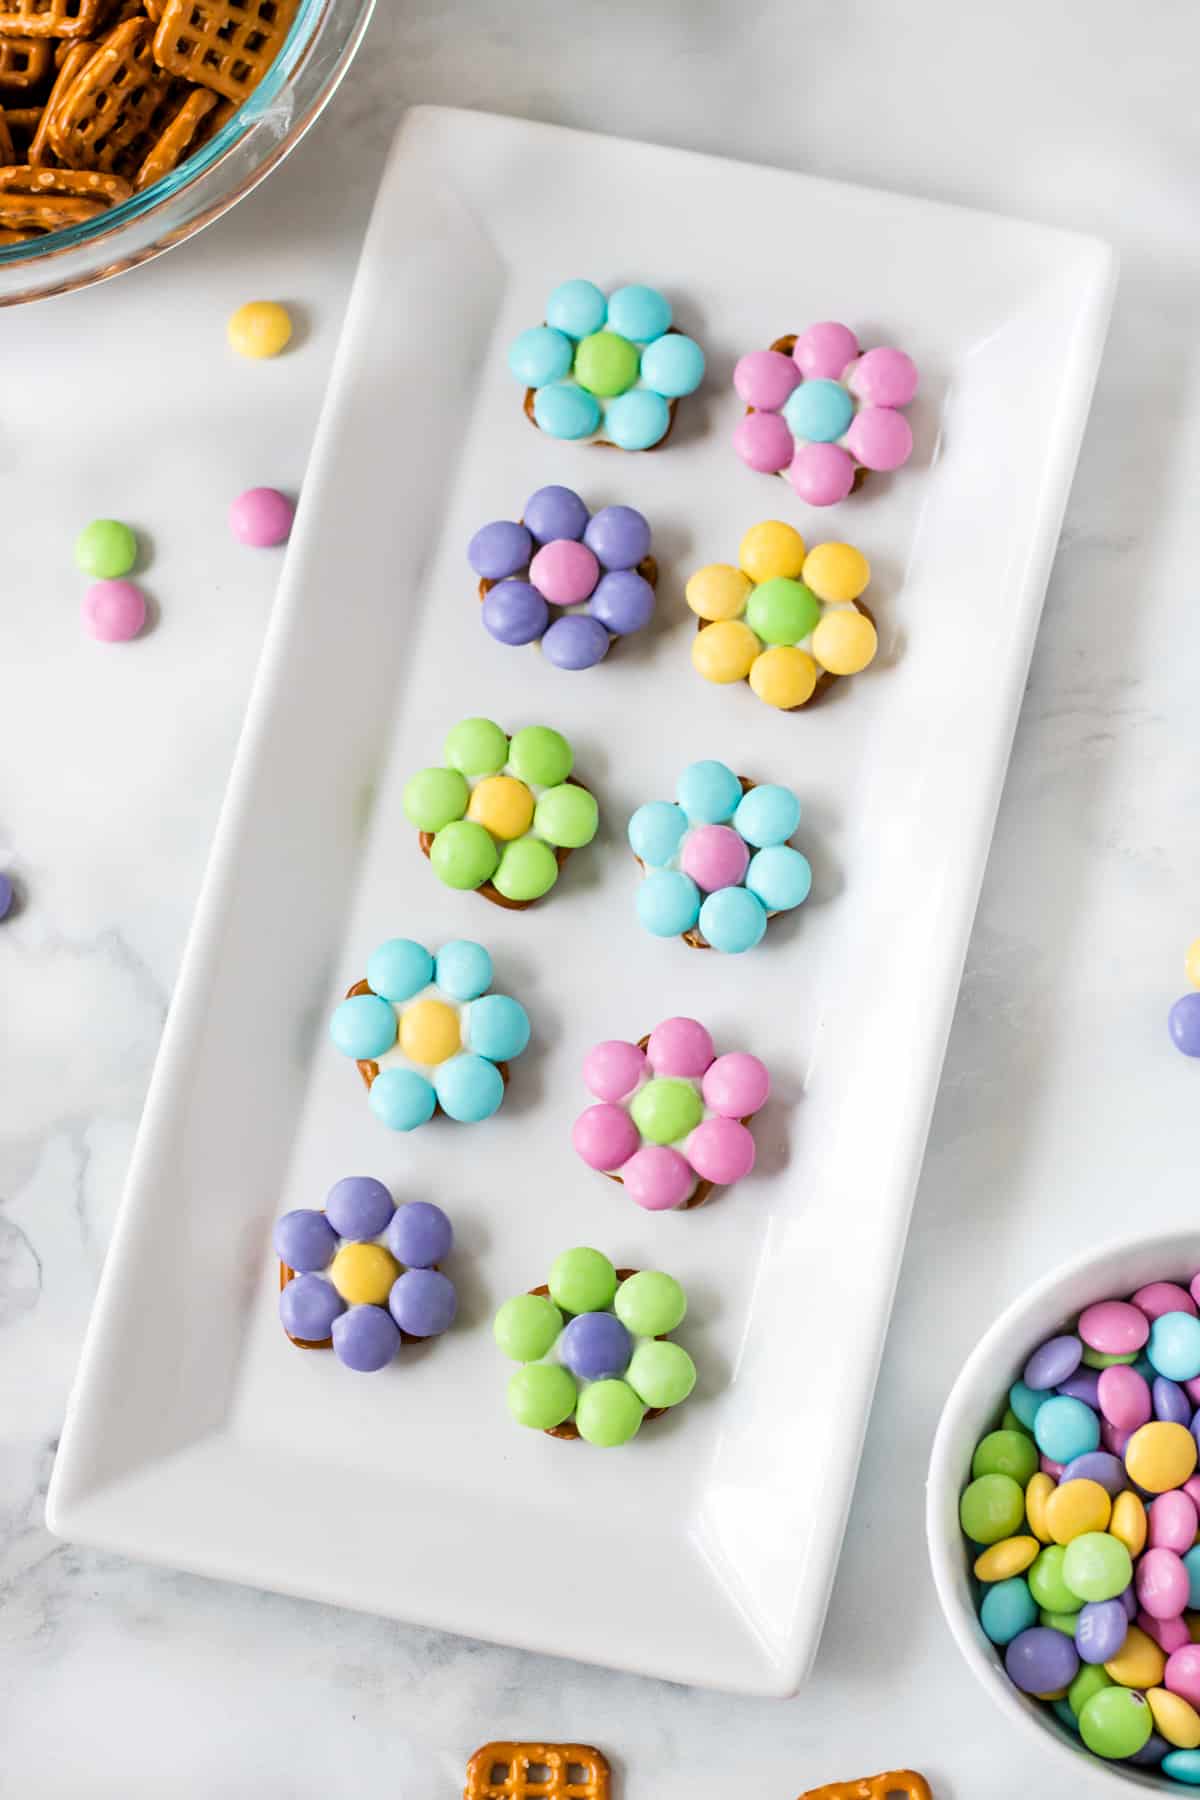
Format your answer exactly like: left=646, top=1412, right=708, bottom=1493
left=0, top=34, right=52, bottom=88
left=47, top=14, right=174, bottom=172
left=151, top=0, right=299, bottom=104
left=465, top=1745, right=610, bottom=1800
left=0, top=0, right=108, bottom=38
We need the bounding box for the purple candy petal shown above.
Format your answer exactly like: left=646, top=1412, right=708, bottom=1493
left=583, top=504, right=651, bottom=570
left=524, top=485, right=589, bottom=544
left=388, top=1267, right=457, bottom=1337
left=559, top=1311, right=633, bottom=1381
left=541, top=613, right=611, bottom=670
left=386, top=1200, right=453, bottom=1269
left=589, top=569, right=655, bottom=636
left=482, top=579, right=550, bottom=647
left=331, top=1304, right=401, bottom=1372
left=280, top=1272, right=345, bottom=1340
left=273, top=1208, right=338, bottom=1272
left=1060, top=1451, right=1126, bottom=1496
left=468, top=519, right=533, bottom=581
left=1023, top=1333, right=1083, bottom=1391
left=324, top=1175, right=394, bottom=1241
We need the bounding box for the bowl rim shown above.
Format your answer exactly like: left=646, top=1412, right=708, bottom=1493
left=926, top=1225, right=1200, bottom=1793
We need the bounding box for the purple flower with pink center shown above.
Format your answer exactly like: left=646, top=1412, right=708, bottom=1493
left=572, top=1016, right=770, bottom=1211
left=733, top=321, right=918, bottom=506
left=469, top=485, right=655, bottom=671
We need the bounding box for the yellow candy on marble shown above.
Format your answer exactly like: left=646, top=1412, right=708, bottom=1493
left=693, top=619, right=760, bottom=684
left=400, top=998, right=461, bottom=1066
left=1025, top=1471, right=1056, bottom=1543
left=329, top=1242, right=400, bottom=1306
left=1148, top=1687, right=1200, bottom=1749
left=1187, top=937, right=1200, bottom=989
left=227, top=299, right=293, bottom=359
left=468, top=774, right=534, bottom=841
left=802, top=541, right=870, bottom=604
left=738, top=520, right=806, bottom=584
left=749, top=645, right=817, bottom=710
left=1126, top=1421, right=1198, bottom=1493
left=1110, top=1490, right=1148, bottom=1557
left=973, top=1534, right=1039, bottom=1581
left=1105, top=1625, right=1166, bottom=1690
left=1046, top=1478, right=1112, bottom=1544
left=686, top=564, right=752, bottom=622
left=812, top=609, right=878, bottom=676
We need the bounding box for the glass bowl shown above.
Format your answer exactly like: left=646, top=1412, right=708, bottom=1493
left=0, top=0, right=374, bottom=307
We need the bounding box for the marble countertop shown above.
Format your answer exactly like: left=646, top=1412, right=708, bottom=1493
left=4, top=3, right=1199, bottom=1795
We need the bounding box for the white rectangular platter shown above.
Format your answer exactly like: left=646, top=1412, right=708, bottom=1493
left=47, top=107, right=1115, bottom=1696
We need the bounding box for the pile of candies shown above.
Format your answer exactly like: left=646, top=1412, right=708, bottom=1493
left=493, top=1249, right=696, bottom=1444
left=403, top=719, right=598, bottom=904
left=733, top=320, right=918, bottom=505
left=960, top=1273, right=1200, bottom=1778
left=508, top=279, right=704, bottom=451
left=628, top=758, right=810, bottom=953
left=469, top=485, right=655, bottom=670
left=573, top=1016, right=769, bottom=1211
left=1169, top=938, right=1200, bottom=1058
left=687, top=521, right=876, bottom=711
left=329, top=937, right=530, bottom=1130
left=275, top=1179, right=455, bottom=1373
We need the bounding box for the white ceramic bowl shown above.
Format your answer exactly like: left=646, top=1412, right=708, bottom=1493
left=927, top=1227, right=1200, bottom=1792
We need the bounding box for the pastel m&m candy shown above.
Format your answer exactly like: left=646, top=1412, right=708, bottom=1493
left=229, top=486, right=294, bottom=546
left=82, top=579, right=146, bottom=642
left=227, top=300, right=292, bottom=359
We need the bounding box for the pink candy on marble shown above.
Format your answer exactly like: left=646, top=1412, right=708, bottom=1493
left=229, top=486, right=294, bottom=547
left=529, top=538, right=598, bottom=607
left=82, top=579, right=146, bottom=643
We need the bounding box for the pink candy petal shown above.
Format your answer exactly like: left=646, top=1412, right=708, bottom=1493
left=846, top=346, right=918, bottom=408
left=646, top=1017, right=714, bottom=1078
left=686, top=1116, right=756, bottom=1186
left=791, top=321, right=859, bottom=381
left=787, top=441, right=855, bottom=506
left=733, top=349, right=799, bottom=411
left=582, top=1039, right=646, bottom=1102
left=572, top=1103, right=639, bottom=1172
left=733, top=410, right=794, bottom=473
left=701, top=1052, right=770, bottom=1119
left=844, top=406, right=913, bottom=473
left=621, top=1144, right=694, bottom=1212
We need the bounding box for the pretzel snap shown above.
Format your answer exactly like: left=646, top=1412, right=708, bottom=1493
left=799, top=1772, right=933, bottom=1800
left=465, top=1744, right=610, bottom=1800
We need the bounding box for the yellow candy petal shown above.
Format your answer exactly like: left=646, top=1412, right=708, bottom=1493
left=685, top=563, right=752, bottom=622
left=467, top=774, right=534, bottom=842
left=1148, top=1687, right=1200, bottom=1749
left=974, top=1535, right=1039, bottom=1581
left=1025, top=1472, right=1055, bottom=1544
left=811, top=609, right=878, bottom=676
left=400, top=998, right=461, bottom=1066
left=1110, top=1490, right=1147, bottom=1557
left=738, top=520, right=806, bottom=584
left=329, top=1242, right=400, bottom=1306
left=802, top=541, right=870, bottom=603
left=749, top=645, right=818, bottom=710
left=1046, top=1478, right=1112, bottom=1544
left=227, top=299, right=293, bottom=359
left=692, top=619, right=760, bottom=684
left=1105, top=1625, right=1166, bottom=1690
